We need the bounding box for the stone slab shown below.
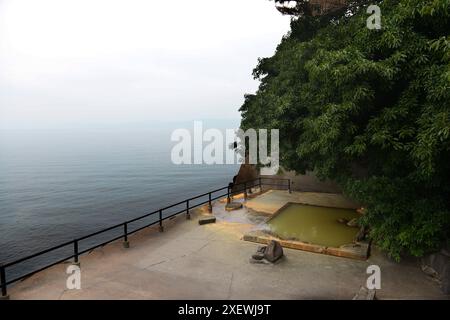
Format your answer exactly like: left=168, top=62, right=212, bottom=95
left=198, top=216, right=216, bottom=225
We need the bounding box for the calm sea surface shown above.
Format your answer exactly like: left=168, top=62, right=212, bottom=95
left=0, top=126, right=239, bottom=280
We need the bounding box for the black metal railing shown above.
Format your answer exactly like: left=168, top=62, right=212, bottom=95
left=0, top=177, right=290, bottom=298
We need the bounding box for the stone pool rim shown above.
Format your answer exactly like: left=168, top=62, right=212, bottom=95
left=243, top=201, right=370, bottom=261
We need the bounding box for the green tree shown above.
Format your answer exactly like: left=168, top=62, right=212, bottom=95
left=240, top=0, right=450, bottom=260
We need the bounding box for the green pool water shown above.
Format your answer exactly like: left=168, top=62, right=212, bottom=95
left=267, top=203, right=360, bottom=248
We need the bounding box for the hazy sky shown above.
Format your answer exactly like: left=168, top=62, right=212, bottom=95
left=0, top=0, right=291, bottom=129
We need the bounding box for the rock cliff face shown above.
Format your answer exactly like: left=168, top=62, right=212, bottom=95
left=233, top=163, right=259, bottom=187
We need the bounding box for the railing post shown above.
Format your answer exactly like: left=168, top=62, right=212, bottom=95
left=0, top=264, right=8, bottom=300
left=259, top=177, right=262, bottom=191
left=73, top=240, right=79, bottom=265
left=227, top=186, right=231, bottom=204
left=159, top=209, right=164, bottom=232
left=123, top=223, right=129, bottom=248
left=186, top=200, right=191, bottom=220
left=244, top=182, right=248, bottom=200
left=288, top=179, right=292, bottom=193
left=208, top=192, right=212, bottom=213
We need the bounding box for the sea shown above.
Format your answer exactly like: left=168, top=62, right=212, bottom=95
left=0, top=122, right=240, bottom=281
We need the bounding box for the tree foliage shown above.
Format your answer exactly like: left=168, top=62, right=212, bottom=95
left=240, top=0, right=450, bottom=260
left=274, top=0, right=350, bottom=16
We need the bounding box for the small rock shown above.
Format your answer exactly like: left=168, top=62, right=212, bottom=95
left=263, top=240, right=284, bottom=262
left=225, top=202, right=243, bottom=211
left=347, top=218, right=359, bottom=228
left=421, top=265, right=438, bottom=277
left=337, top=218, right=349, bottom=224
left=422, top=251, right=450, bottom=294
left=198, top=216, right=216, bottom=225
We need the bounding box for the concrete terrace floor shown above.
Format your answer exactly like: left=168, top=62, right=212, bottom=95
left=8, top=191, right=449, bottom=300
left=245, top=189, right=360, bottom=214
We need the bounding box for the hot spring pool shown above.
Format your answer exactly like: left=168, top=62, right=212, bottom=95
left=267, top=203, right=360, bottom=248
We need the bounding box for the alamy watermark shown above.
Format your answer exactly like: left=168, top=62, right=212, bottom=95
left=366, top=265, right=381, bottom=290
left=170, top=121, right=280, bottom=175
left=66, top=264, right=81, bottom=290
left=367, top=5, right=381, bottom=30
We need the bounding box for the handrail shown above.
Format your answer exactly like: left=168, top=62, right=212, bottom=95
left=0, top=177, right=290, bottom=297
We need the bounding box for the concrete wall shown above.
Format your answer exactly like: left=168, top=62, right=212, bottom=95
left=266, top=169, right=342, bottom=193
left=234, top=164, right=342, bottom=194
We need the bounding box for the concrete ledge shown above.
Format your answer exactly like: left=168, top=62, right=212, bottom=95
left=243, top=231, right=368, bottom=260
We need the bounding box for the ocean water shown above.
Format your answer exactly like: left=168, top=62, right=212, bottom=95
left=0, top=126, right=239, bottom=281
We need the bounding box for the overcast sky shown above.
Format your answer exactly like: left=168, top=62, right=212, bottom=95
left=0, top=0, right=291, bottom=129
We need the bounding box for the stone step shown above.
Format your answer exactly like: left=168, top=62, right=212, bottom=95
left=198, top=215, right=216, bottom=225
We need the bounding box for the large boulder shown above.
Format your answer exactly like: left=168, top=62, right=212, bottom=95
left=422, top=250, right=450, bottom=294
left=263, top=240, right=284, bottom=262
